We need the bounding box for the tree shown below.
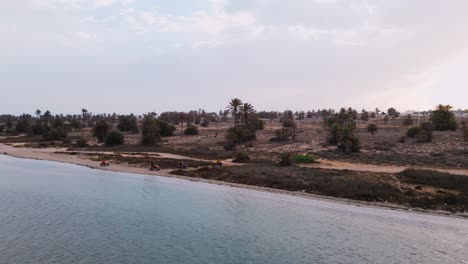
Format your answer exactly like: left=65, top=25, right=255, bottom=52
left=35, top=109, right=41, bottom=118
left=240, top=103, right=255, bottom=126
left=93, top=119, right=110, bottom=143
left=367, top=123, right=378, bottom=135
left=383, top=115, right=389, bottom=124
left=227, top=98, right=242, bottom=125
left=117, top=115, right=139, bottom=133
left=387, top=107, right=400, bottom=118
left=15, top=114, right=32, bottom=133
left=157, top=120, right=176, bottom=137
left=430, top=104, right=458, bottom=131
left=361, top=110, right=369, bottom=121
left=282, top=117, right=296, bottom=140
left=141, top=116, right=161, bottom=145
left=105, top=131, right=125, bottom=146
left=325, top=111, right=361, bottom=153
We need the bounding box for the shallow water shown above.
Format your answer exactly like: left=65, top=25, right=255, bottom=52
left=0, top=155, right=467, bottom=264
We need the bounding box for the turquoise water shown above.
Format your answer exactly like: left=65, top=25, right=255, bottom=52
left=0, top=155, right=467, bottom=264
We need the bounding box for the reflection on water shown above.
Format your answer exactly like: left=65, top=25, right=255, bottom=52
left=0, top=155, right=467, bottom=264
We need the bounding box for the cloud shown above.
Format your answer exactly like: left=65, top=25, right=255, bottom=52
left=2, top=0, right=468, bottom=113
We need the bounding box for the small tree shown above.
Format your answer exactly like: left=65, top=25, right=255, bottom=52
left=282, top=118, right=296, bottom=140
left=462, top=127, right=468, bottom=145
left=105, top=131, right=124, bottom=146
left=93, top=119, right=110, bottom=143
left=184, top=124, right=199, bottom=135
left=430, top=104, right=458, bottom=131
left=141, top=116, right=161, bottom=145
left=367, top=123, right=378, bottom=135
left=402, top=115, right=413, bottom=126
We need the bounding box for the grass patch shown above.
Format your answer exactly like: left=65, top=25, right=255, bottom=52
left=292, top=154, right=318, bottom=164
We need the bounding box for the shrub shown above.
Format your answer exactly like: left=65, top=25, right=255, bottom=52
left=271, top=128, right=289, bottom=142
left=292, top=154, right=317, bottom=164
left=278, top=152, right=292, bottom=167
left=225, top=126, right=256, bottom=143
left=327, top=123, right=360, bottom=153
left=367, top=123, right=378, bottom=135
left=406, top=127, right=422, bottom=138
left=232, top=151, right=251, bottom=163
left=75, top=138, right=88, bottom=148
left=184, top=124, right=199, bottom=135
left=105, top=131, right=125, bottom=146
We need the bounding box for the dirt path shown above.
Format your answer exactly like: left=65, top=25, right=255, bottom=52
left=303, top=159, right=468, bottom=176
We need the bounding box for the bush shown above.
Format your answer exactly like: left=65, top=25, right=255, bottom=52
left=75, top=138, right=88, bottom=148
left=292, top=154, right=317, bottom=164
left=278, top=152, right=292, bottom=167
left=406, top=127, right=422, bottom=138
left=157, top=120, right=176, bottom=137
left=367, top=123, right=378, bottom=135
left=42, top=127, right=67, bottom=141
left=184, top=125, right=199, bottom=135
left=105, top=131, right=125, bottom=146
left=232, top=151, right=251, bottom=163
left=225, top=126, right=256, bottom=143
left=271, top=128, right=289, bottom=142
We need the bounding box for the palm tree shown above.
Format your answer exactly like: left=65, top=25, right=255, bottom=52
left=227, top=98, right=242, bottom=126
left=35, top=109, right=41, bottom=118
left=240, top=103, right=255, bottom=126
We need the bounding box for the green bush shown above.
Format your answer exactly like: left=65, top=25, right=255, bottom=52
left=105, top=131, right=124, bottom=146
left=292, top=154, right=317, bottom=164
left=406, top=127, right=422, bottom=138
left=157, top=120, right=176, bottom=137
left=184, top=124, right=199, bottom=135
left=232, top=151, right=251, bottom=163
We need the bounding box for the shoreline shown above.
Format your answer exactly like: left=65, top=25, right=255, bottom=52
left=1, top=143, right=467, bottom=219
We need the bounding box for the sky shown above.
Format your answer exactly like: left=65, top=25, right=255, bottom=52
left=1, top=0, right=468, bottom=115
